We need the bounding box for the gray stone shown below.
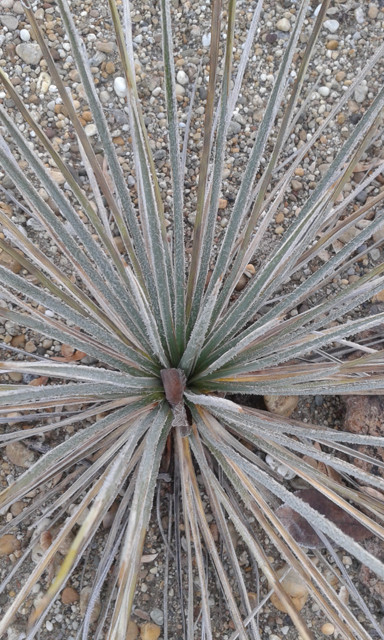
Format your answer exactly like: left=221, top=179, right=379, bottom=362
left=154, top=149, right=166, bottom=161
left=227, top=121, right=242, bottom=137
left=354, top=80, right=368, bottom=103
left=150, top=608, right=164, bottom=626
left=355, top=6, right=365, bottom=24
left=12, top=1, right=24, bottom=13
left=0, top=14, right=19, bottom=30
left=15, top=43, right=43, bottom=65
left=370, top=248, right=381, bottom=261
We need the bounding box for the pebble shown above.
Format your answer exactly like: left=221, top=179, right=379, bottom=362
left=0, top=534, right=21, bottom=556
left=354, top=80, right=368, bottom=104
left=37, top=71, right=51, bottom=94
left=126, top=619, right=139, bottom=639
left=368, top=4, right=379, bottom=19
left=150, top=608, right=163, bottom=626
left=19, top=29, right=30, bottom=42
left=370, top=248, right=381, bottom=261
left=276, top=18, right=291, bottom=32
left=0, top=251, right=22, bottom=274
left=0, top=15, right=19, bottom=30
left=227, top=121, right=242, bottom=136
left=84, top=124, right=97, bottom=137
left=269, top=566, right=309, bottom=612
left=140, top=622, right=161, bottom=640
left=61, top=587, right=79, bottom=604
left=105, top=61, right=115, bottom=75
left=264, top=394, right=298, bottom=416
left=96, top=41, right=115, bottom=53
left=176, top=69, right=188, bottom=86
left=373, top=225, right=384, bottom=243
left=323, top=19, right=339, bottom=33
left=355, top=189, right=368, bottom=204
left=326, top=40, right=338, bottom=50
left=202, top=33, right=211, bottom=47
left=114, top=76, right=127, bottom=98
left=354, top=7, right=365, bottom=24
left=319, top=86, right=330, bottom=97
left=276, top=18, right=291, bottom=33
left=321, top=623, right=335, bottom=636
left=5, top=442, right=35, bottom=468
left=15, top=43, right=43, bottom=65
left=100, top=90, right=110, bottom=103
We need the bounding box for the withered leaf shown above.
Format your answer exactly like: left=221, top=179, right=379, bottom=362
left=276, top=488, right=372, bottom=549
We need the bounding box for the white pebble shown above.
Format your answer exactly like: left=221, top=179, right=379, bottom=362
left=323, top=19, right=339, bottom=33
left=113, top=76, right=127, bottom=98
left=19, top=28, right=30, bottom=42
left=84, top=123, right=97, bottom=136
left=176, top=69, right=188, bottom=86
left=202, top=32, right=211, bottom=47
left=313, top=4, right=321, bottom=17
left=354, top=80, right=368, bottom=103
left=276, top=17, right=291, bottom=32
left=354, top=6, right=365, bottom=24
left=319, top=86, right=330, bottom=97
left=45, top=621, right=53, bottom=632
left=44, top=310, right=55, bottom=317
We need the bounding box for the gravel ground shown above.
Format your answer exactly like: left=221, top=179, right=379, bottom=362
left=1, top=0, right=384, bottom=638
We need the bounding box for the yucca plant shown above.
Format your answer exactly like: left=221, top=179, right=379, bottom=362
left=1, top=0, right=384, bottom=637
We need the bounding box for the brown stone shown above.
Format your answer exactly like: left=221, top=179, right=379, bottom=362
left=126, top=619, right=139, bottom=639
left=269, top=566, right=309, bottom=613
left=344, top=396, right=384, bottom=437
left=0, top=534, right=21, bottom=556
left=264, top=395, right=299, bottom=417
left=6, top=441, right=35, bottom=468
left=0, top=250, right=22, bottom=274
left=326, top=40, right=338, bottom=50
left=140, top=623, right=161, bottom=640
left=105, top=61, right=115, bottom=74
left=62, top=587, right=79, bottom=605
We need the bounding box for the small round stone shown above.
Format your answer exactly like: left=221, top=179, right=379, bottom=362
left=105, top=61, right=115, bottom=74
left=113, top=76, right=127, bottom=98
left=62, top=587, right=79, bottom=605
left=321, top=623, right=335, bottom=636
left=276, top=18, right=291, bottom=32
left=176, top=69, right=188, bottom=85
left=84, top=123, right=97, bottom=137
left=150, top=608, right=164, bottom=626
left=319, top=86, right=330, bottom=97
left=19, top=28, right=30, bottom=42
